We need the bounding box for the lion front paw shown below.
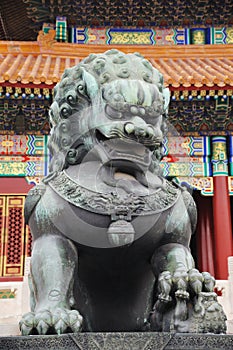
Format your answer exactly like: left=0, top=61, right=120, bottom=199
left=150, top=267, right=226, bottom=333
left=19, top=308, right=83, bottom=335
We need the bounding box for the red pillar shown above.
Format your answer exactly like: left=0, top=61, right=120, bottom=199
left=213, top=176, right=233, bottom=279
left=212, top=137, right=233, bottom=279
left=196, top=193, right=215, bottom=276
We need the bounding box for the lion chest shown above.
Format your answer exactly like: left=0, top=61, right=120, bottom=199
left=31, top=169, right=181, bottom=249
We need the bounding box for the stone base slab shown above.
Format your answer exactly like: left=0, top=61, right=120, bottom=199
left=1, top=332, right=233, bottom=350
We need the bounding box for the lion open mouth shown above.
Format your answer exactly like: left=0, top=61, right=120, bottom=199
left=95, top=129, right=153, bottom=168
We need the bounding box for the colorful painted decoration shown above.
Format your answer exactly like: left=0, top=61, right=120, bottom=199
left=190, top=28, right=207, bottom=44
left=55, top=16, right=68, bottom=42
left=27, top=0, right=233, bottom=32
left=212, top=136, right=228, bottom=176
left=43, top=24, right=233, bottom=45
left=0, top=135, right=49, bottom=179
left=107, top=29, right=154, bottom=45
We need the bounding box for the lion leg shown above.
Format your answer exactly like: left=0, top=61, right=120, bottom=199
left=31, top=235, right=77, bottom=311
left=150, top=243, right=194, bottom=331
left=20, top=235, right=83, bottom=335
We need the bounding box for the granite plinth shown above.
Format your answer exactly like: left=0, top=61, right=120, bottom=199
left=0, top=332, right=233, bottom=350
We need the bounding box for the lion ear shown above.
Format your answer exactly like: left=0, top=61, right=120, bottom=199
left=82, top=69, right=99, bottom=100
left=163, top=87, right=170, bottom=114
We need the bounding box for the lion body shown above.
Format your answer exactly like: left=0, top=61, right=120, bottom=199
left=20, top=50, right=226, bottom=335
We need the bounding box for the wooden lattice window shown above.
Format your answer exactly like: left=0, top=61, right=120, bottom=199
left=0, top=195, right=31, bottom=278
left=0, top=196, right=6, bottom=276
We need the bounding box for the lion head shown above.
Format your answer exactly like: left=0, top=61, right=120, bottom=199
left=48, top=49, right=170, bottom=175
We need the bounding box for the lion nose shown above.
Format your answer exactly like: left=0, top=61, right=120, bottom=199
left=124, top=117, right=154, bottom=139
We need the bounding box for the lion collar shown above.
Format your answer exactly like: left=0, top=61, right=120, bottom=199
left=48, top=170, right=181, bottom=217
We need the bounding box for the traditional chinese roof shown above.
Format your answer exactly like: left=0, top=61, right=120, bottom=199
left=0, top=37, right=233, bottom=136
left=0, top=37, right=233, bottom=89
left=1, top=0, right=233, bottom=41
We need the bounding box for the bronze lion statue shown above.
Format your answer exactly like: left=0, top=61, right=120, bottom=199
left=20, top=50, right=226, bottom=335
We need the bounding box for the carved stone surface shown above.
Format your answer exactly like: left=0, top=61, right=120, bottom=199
left=1, top=333, right=233, bottom=350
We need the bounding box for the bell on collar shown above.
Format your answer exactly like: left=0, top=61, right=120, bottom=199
left=107, top=219, right=135, bottom=247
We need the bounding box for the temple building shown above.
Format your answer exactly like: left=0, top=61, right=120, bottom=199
left=0, top=0, right=233, bottom=335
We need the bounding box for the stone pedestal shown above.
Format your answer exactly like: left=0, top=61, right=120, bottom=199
left=1, top=332, right=233, bottom=350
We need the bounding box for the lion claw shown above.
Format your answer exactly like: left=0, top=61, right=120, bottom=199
left=19, top=311, right=35, bottom=335
left=54, top=319, right=67, bottom=335
left=19, top=323, right=33, bottom=336
left=69, top=310, right=83, bottom=332
left=19, top=308, right=83, bottom=335
left=36, top=320, right=50, bottom=335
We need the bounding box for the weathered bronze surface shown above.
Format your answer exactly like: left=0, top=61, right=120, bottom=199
left=20, top=50, right=226, bottom=335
